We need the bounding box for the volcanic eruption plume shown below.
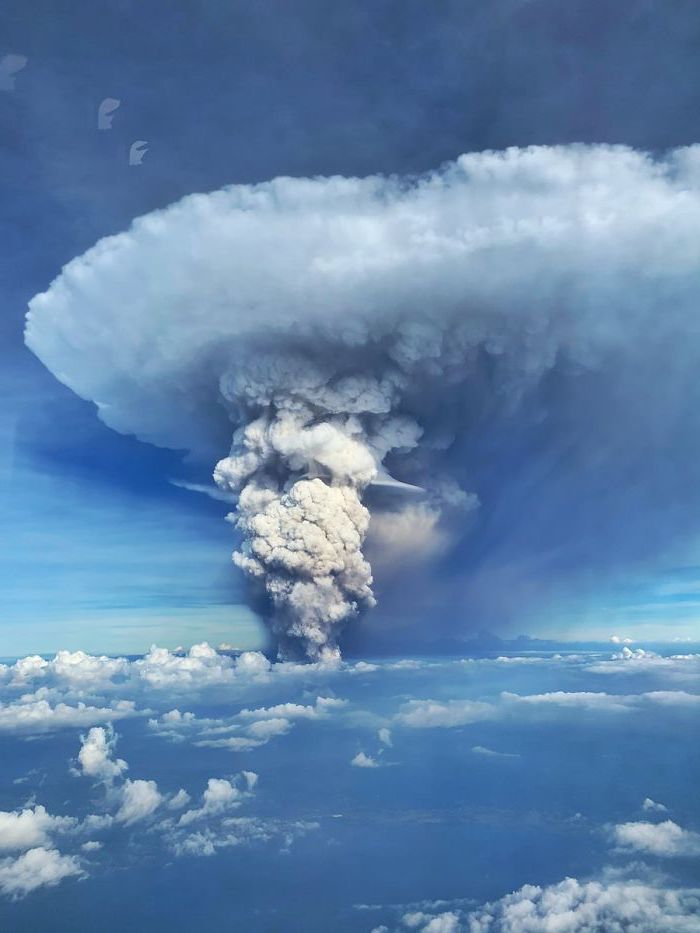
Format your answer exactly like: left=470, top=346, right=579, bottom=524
left=212, top=353, right=421, bottom=658
left=25, top=145, right=700, bottom=659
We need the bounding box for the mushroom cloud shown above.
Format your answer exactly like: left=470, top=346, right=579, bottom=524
left=25, top=145, right=700, bottom=659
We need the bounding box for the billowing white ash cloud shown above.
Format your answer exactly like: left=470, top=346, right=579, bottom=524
left=25, top=145, right=700, bottom=658
left=212, top=352, right=421, bottom=657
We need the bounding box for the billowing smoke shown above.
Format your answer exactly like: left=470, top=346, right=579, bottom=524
left=211, top=354, right=421, bottom=657
left=25, top=145, right=700, bottom=658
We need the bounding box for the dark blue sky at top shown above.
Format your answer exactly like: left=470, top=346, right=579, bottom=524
left=3, top=0, right=700, bottom=654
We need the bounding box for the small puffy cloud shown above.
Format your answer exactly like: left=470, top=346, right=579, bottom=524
left=234, top=651, right=272, bottom=677
left=396, top=699, right=496, bottom=729
left=147, top=709, right=202, bottom=744
left=0, top=847, right=83, bottom=899
left=643, top=798, right=669, bottom=813
left=239, top=696, right=346, bottom=721
left=378, top=728, right=392, bottom=747
left=178, top=778, right=245, bottom=827
left=246, top=718, right=292, bottom=740
left=80, top=814, right=114, bottom=834
left=315, top=696, right=348, bottom=712
left=170, top=831, right=220, bottom=858
left=425, top=917, right=460, bottom=933
left=77, top=726, right=128, bottom=783
left=351, top=661, right=380, bottom=674
left=242, top=771, right=258, bottom=791
left=168, top=789, right=191, bottom=811
left=201, top=778, right=240, bottom=812
left=403, top=911, right=460, bottom=932
left=147, top=708, right=200, bottom=741
left=81, top=841, right=102, bottom=853
left=0, top=806, right=76, bottom=853
left=403, top=912, right=430, bottom=928
left=239, top=703, right=313, bottom=721
left=618, top=646, right=656, bottom=659
left=161, top=709, right=195, bottom=724
left=612, top=820, right=700, bottom=857
left=115, top=779, right=162, bottom=825
left=351, top=752, right=379, bottom=769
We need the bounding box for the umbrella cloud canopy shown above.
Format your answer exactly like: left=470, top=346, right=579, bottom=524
left=25, top=144, right=700, bottom=658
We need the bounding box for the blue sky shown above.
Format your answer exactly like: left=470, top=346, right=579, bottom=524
left=3, top=0, right=700, bottom=654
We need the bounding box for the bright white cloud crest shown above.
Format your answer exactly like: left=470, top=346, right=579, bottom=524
left=25, top=144, right=700, bottom=658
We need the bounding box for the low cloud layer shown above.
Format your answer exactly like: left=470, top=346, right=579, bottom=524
left=368, top=873, right=700, bottom=932
left=25, top=144, right=700, bottom=656
left=466, top=874, right=700, bottom=932
left=0, top=644, right=698, bottom=910
left=395, top=688, right=700, bottom=729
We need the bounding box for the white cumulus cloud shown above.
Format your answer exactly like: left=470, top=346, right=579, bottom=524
left=178, top=777, right=247, bottom=827
left=115, top=779, right=163, bottom=825
left=643, top=798, right=669, bottom=813
left=0, top=848, right=84, bottom=900
left=0, top=696, right=138, bottom=735
left=612, top=820, right=700, bottom=858
left=77, top=726, right=128, bottom=783
left=0, top=806, right=76, bottom=853
left=351, top=751, right=380, bottom=768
